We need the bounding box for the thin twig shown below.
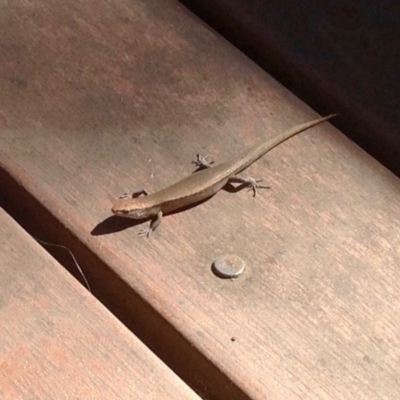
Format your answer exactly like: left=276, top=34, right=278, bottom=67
left=34, top=237, right=91, bottom=292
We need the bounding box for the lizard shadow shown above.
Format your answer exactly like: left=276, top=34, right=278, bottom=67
left=91, top=196, right=214, bottom=236
left=91, top=182, right=258, bottom=236
left=91, top=215, right=141, bottom=236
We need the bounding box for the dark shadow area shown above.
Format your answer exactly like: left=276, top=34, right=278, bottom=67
left=178, top=0, right=400, bottom=176
left=91, top=215, right=141, bottom=236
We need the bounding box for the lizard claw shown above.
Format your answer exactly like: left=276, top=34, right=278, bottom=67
left=192, top=153, right=214, bottom=169
left=138, top=227, right=153, bottom=238
left=118, top=193, right=131, bottom=200
left=119, top=189, right=148, bottom=200
left=245, top=178, right=271, bottom=197
left=138, top=211, right=162, bottom=238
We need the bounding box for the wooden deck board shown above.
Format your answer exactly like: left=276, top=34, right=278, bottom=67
left=1, top=0, right=400, bottom=399
left=0, top=208, right=200, bottom=399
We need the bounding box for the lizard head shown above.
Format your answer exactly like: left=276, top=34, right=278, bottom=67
left=111, top=198, right=159, bottom=219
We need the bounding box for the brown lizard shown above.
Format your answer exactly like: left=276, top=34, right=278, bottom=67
left=112, top=114, right=336, bottom=236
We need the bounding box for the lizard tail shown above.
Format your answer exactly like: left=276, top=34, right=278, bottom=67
left=232, top=114, right=337, bottom=175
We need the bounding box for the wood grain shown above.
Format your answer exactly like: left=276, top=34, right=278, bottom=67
left=0, top=208, right=200, bottom=399
left=1, top=0, right=400, bottom=399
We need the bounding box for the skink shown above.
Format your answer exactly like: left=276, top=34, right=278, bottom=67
left=112, top=114, right=336, bottom=236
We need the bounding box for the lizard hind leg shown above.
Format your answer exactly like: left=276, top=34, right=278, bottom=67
left=228, top=176, right=270, bottom=197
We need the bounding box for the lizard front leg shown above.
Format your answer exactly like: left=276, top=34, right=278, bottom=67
left=119, top=188, right=149, bottom=200
left=138, top=211, right=163, bottom=238
left=192, top=153, right=214, bottom=169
